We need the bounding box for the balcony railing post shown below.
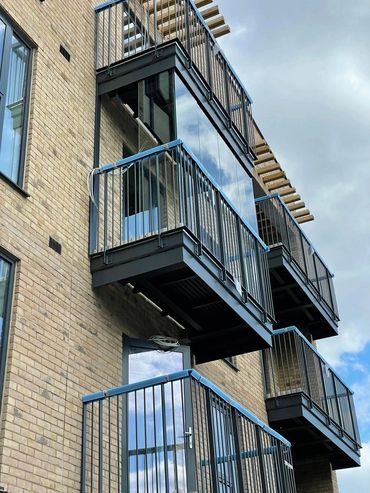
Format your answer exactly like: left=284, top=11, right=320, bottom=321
left=319, top=361, right=332, bottom=424
left=255, top=239, right=267, bottom=320
left=81, top=403, right=87, bottom=493
left=184, top=379, right=198, bottom=493
left=300, top=337, right=313, bottom=403
left=241, top=95, right=250, bottom=153
left=161, top=383, right=171, bottom=492
left=236, top=217, right=248, bottom=301
left=184, top=0, right=192, bottom=67
left=107, top=6, right=112, bottom=68
left=231, top=408, right=245, bottom=492
left=255, top=427, right=268, bottom=493
left=281, top=201, right=292, bottom=257
left=332, top=376, right=344, bottom=434
left=349, top=392, right=360, bottom=445
left=223, top=62, right=232, bottom=127
left=205, top=32, right=214, bottom=98
left=299, top=234, right=309, bottom=281
left=215, top=190, right=226, bottom=277
left=98, top=399, right=103, bottom=493
left=192, top=163, right=203, bottom=252
left=204, top=388, right=221, bottom=491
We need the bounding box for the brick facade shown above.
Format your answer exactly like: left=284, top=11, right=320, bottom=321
left=0, top=1, right=340, bottom=492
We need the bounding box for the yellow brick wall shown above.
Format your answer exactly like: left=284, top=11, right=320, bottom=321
left=0, top=2, right=269, bottom=491
left=295, top=458, right=339, bottom=493
left=0, top=1, right=340, bottom=493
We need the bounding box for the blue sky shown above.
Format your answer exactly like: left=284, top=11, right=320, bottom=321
left=216, top=0, right=370, bottom=489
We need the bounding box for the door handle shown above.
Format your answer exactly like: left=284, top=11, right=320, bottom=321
left=184, top=427, right=193, bottom=449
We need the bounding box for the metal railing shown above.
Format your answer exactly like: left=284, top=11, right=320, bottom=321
left=81, top=369, right=296, bottom=492
left=90, top=140, right=274, bottom=320
left=95, top=0, right=255, bottom=152
left=255, top=194, right=339, bottom=321
left=263, top=327, right=361, bottom=448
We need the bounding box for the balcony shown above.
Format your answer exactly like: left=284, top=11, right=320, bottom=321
left=94, top=0, right=255, bottom=158
left=262, top=327, right=361, bottom=469
left=256, top=194, right=339, bottom=339
left=89, top=140, right=274, bottom=363
left=81, top=369, right=297, bottom=492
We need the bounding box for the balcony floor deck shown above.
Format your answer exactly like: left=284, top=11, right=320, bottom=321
left=266, top=393, right=361, bottom=470
left=91, top=228, right=272, bottom=363
left=268, top=246, right=338, bottom=339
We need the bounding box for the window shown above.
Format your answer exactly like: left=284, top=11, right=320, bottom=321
left=0, top=251, right=15, bottom=403
left=0, top=13, right=32, bottom=186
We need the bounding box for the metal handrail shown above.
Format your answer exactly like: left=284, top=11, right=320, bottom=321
left=81, top=369, right=297, bottom=492
left=256, top=194, right=339, bottom=320
left=90, top=140, right=275, bottom=319
left=263, top=327, right=361, bottom=447
left=94, top=0, right=255, bottom=152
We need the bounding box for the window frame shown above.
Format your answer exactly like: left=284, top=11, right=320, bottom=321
left=0, top=8, right=34, bottom=190
left=0, top=247, right=17, bottom=408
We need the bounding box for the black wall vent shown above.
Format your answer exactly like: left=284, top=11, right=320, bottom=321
left=49, top=237, right=62, bottom=255
left=60, top=45, right=71, bottom=62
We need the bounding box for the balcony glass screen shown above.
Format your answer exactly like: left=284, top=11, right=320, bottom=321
left=175, top=75, right=257, bottom=231
left=102, top=70, right=258, bottom=231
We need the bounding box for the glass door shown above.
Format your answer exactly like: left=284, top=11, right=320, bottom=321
left=123, top=338, right=194, bottom=493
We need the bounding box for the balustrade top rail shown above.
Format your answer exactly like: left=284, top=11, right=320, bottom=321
left=82, top=369, right=296, bottom=493
left=94, top=0, right=255, bottom=152
left=263, top=327, right=361, bottom=448
left=90, top=140, right=274, bottom=319
left=256, top=193, right=339, bottom=321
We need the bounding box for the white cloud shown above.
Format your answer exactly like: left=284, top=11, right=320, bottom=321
left=351, top=376, right=370, bottom=429
left=337, top=441, right=370, bottom=492
left=317, top=322, right=370, bottom=368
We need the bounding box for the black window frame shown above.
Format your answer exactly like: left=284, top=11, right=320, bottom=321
left=0, top=8, right=34, bottom=191
left=0, top=247, right=17, bottom=407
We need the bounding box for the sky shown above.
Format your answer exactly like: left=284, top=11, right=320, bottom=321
left=216, top=0, right=370, bottom=489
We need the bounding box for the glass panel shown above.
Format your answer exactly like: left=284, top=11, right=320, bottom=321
left=127, top=344, right=187, bottom=492
left=0, top=256, right=11, bottom=355
left=128, top=348, right=184, bottom=384
left=0, top=34, right=30, bottom=182
left=111, top=70, right=175, bottom=158
left=0, top=19, right=6, bottom=70
left=175, top=75, right=257, bottom=231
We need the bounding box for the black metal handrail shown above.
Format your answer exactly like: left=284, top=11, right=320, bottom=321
left=89, top=140, right=274, bottom=320
left=94, top=0, right=255, bottom=153
left=81, top=369, right=296, bottom=492
left=263, top=327, right=361, bottom=448
left=255, top=194, right=339, bottom=321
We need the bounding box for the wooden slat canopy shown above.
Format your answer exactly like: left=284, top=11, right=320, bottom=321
left=253, top=123, right=314, bottom=224
left=143, top=0, right=231, bottom=38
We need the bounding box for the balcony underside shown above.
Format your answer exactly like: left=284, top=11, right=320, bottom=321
left=266, top=394, right=360, bottom=470
left=96, top=41, right=253, bottom=171
left=268, top=246, right=338, bottom=339
left=91, top=228, right=272, bottom=363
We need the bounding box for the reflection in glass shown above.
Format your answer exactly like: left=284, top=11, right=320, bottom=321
left=128, top=348, right=184, bottom=384
left=175, top=75, right=257, bottom=231
left=113, top=70, right=175, bottom=157
left=104, top=70, right=258, bottom=232
left=127, top=347, right=187, bottom=492
left=0, top=20, right=6, bottom=70
left=0, top=34, right=30, bottom=182
left=0, top=257, right=11, bottom=355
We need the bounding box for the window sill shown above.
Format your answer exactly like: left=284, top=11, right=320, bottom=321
left=0, top=172, right=30, bottom=198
